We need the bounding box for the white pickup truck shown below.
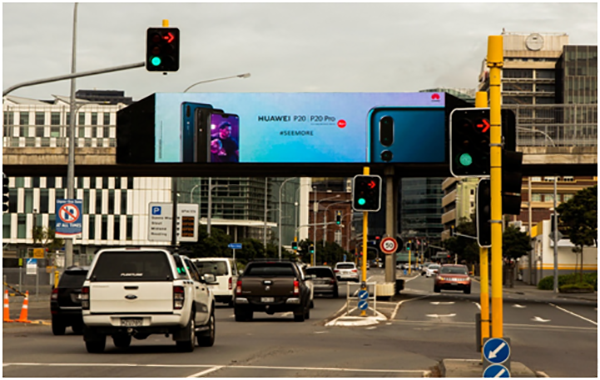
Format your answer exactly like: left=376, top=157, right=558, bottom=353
left=81, top=247, right=216, bottom=353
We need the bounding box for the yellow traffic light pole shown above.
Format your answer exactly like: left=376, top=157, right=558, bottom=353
left=361, top=167, right=370, bottom=317
left=475, top=91, right=490, bottom=350
left=488, top=35, right=504, bottom=338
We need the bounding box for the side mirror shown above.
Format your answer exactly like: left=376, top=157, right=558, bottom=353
left=203, top=274, right=218, bottom=284
left=239, top=270, right=244, bottom=276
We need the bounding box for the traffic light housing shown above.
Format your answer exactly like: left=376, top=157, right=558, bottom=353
left=3, top=175, right=8, bottom=212
left=476, top=179, right=492, bottom=247
left=335, top=211, right=342, bottom=225
left=352, top=175, right=382, bottom=212
left=146, top=27, right=180, bottom=72
left=291, top=241, right=298, bottom=251
left=501, top=111, right=523, bottom=215
left=309, top=244, right=314, bottom=254
left=450, top=108, right=491, bottom=177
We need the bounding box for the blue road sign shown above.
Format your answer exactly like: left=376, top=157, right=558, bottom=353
left=152, top=206, right=162, bottom=215
left=358, top=300, right=368, bottom=310
left=228, top=243, right=242, bottom=249
left=55, top=199, right=83, bottom=238
left=483, top=338, right=511, bottom=364
left=483, top=364, right=510, bottom=378
left=358, top=290, right=368, bottom=300
left=343, top=254, right=346, bottom=262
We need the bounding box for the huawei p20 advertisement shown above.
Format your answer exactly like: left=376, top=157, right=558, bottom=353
left=117, top=92, right=449, bottom=164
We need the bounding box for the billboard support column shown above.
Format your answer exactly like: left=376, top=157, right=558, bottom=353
left=384, top=166, right=396, bottom=284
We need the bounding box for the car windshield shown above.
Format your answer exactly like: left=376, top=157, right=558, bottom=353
left=90, top=251, right=173, bottom=282
left=440, top=266, right=468, bottom=275
left=429, top=265, right=440, bottom=270
left=195, top=261, right=228, bottom=276
left=336, top=263, right=355, bottom=269
left=244, top=263, right=296, bottom=277
left=305, top=268, right=334, bottom=278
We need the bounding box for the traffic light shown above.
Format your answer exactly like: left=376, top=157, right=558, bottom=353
left=291, top=241, right=298, bottom=251
left=335, top=211, right=342, bottom=225
left=309, top=244, right=314, bottom=254
left=450, top=108, right=491, bottom=177
left=476, top=179, right=491, bottom=247
left=501, top=111, right=523, bottom=215
left=146, top=27, right=180, bottom=72
left=352, top=175, right=382, bottom=212
left=3, top=174, right=8, bottom=213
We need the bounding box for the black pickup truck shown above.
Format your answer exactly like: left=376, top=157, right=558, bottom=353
left=234, top=261, right=313, bottom=322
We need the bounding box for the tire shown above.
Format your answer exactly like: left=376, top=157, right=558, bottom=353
left=305, top=307, right=310, bottom=320
left=72, top=323, right=84, bottom=335
left=434, top=286, right=440, bottom=293
left=294, top=307, right=305, bottom=322
left=176, top=317, right=195, bottom=352
left=113, top=334, right=132, bottom=349
left=333, top=288, right=339, bottom=298
left=197, top=310, right=216, bottom=347
left=464, top=287, right=471, bottom=295
left=51, top=317, right=66, bottom=336
left=85, top=337, right=106, bottom=353
left=310, top=300, right=314, bottom=309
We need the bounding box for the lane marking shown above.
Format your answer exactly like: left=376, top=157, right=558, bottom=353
left=532, top=316, right=551, bottom=323
left=3, top=362, right=430, bottom=376
left=187, top=365, right=224, bottom=378
left=549, top=303, right=598, bottom=326
left=426, top=313, right=456, bottom=318
left=314, top=331, right=328, bottom=334
left=391, top=295, right=430, bottom=320
left=536, top=371, right=550, bottom=377
left=366, top=326, right=377, bottom=330
left=389, top=319, right=596, bottom=331
left=430, top=301, right=455, bottom=305
left=512, top=304, right=526, bottom=308
left=473, top=302, right=481, bottom=310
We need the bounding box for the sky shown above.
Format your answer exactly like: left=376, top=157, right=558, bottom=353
left=2, top=2, right=598, bottom=102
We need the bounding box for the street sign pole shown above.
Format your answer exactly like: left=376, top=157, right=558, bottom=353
left=361, top=167, right=369, bottom=317
left=488, top=35, right=504, bottom=338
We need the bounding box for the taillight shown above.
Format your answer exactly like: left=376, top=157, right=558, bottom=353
left=81, top=286, right=89, bottom=310
left=329, top=279, right=336, bottom=285
left=173, top=286, right=185, bottom=310
left=351, top=269, right=357, bottom=273
left=51, top=288, right=58, bottom=300
left=236, top=280, right=242, bottom=295
left=228, top=277, right=232, bottom=290
left=293, top=280, right=299, bottom=296
left=334, top=269, right=339, bottom=273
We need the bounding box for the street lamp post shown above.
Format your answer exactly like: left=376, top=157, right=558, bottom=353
left=184, top=73, right=251, bottom=93
left=207, top=178, right=228, bottom=236
left=278, top=178, right=297, bottom=260
left=323, top=201, right=351, bottom=247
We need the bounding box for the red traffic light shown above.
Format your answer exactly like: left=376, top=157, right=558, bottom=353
left=476, top=119, right=490, bottom=133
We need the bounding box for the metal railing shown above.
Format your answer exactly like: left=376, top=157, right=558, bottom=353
left=346, top=281, right=377, bottom=316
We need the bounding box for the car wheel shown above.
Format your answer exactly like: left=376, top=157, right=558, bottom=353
left=333, top=288, right=339, bottom=298
left=310, top=300, right=314, bottom=309
left=72, top=322, right=84, bottom=335
left=51, top=317, right=66, bottom=336
left=176, top=316, right=195, bottom=352
left=305, top=307, right=310, bottom=320
left=434, top=286, right=440, bottom=293
left=85, top=336, right=106, bottom=353
left=294, top=307, right=305, bottom=322
left=197, top=310, right=215, bottom=347
left=112, top=334, right=132, bottom=349
left=464, top=287, right=471, bottom=295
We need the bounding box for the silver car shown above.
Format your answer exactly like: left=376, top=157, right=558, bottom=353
left=334, top=262, right=359, bottom=282
left=305, top=266, right=338, bottom=298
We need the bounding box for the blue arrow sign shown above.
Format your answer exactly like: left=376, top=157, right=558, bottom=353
left=483, top=364, right=510, bottom=378
left=358, top=290, right=368, bottom=300
left=483, top=338, right=511, bottom=364
left=228, top=243, right=242, bottom=249
left=358, top=300, right=368, bottom=310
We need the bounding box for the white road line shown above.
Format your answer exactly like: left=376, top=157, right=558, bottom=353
left=531, top=316, right=551, bottom=323
left=3, top=362, right=430, bottom=375
left=473, top=302, right=481, bottom=310
left=430, top=301, right=455, bottom=305
left=366, top=326, right=377, bottom=330
left=187, top=366, right=224, bottom=378
left=536, top=371, right=550, bottom=377
left=390, top=319, right=597, bottom=331
left=426, top=313, right=456, bottom=318
left=314, top=331, right=328, bottom=334
left=549, top=303, right=598, bottom=326
left=512, top=304, right=526, bottom=308
left=390, top=295, right=430, bottom=320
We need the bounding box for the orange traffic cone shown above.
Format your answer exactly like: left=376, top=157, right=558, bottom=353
left=3, top=290, right=13, bottom=322
left=16, top=291, right=30, bottom=323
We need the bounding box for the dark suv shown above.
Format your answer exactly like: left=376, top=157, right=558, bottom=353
left=50, top=266, right=89, bottom=335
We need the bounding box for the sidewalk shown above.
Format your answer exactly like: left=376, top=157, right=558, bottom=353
left=474, top=277, right=597, bottom=303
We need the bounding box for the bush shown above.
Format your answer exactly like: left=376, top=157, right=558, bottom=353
left=559, top=283, right=595, bottom=293
left=537, top=272, right=597, bottom=291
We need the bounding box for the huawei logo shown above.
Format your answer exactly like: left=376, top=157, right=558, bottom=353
left=431, top=93, right=441, bottom=101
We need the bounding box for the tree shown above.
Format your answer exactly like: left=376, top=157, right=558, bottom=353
left=443, top=216, right=479, bottom=263
left=32, top=226, right=65, bottom=265
left=556, top=185, right=597, bottom=281
left=502, top=225, right=532, bottom=260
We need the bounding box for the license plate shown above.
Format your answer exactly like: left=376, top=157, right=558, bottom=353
left=261, top=297, right=274, bottom=303
left=121, top=318, right=142, bottom=327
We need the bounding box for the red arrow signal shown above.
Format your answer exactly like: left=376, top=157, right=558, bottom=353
left=367, top=180, right=376, bottom=189
left=477, top=119, right=490, bottom=133
left=163, top=32, right=175, bottom=43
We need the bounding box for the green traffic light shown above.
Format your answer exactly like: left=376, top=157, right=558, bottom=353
left=151, top=56, right=162, bottom=66
left=459, top=153, right=473, bottom=167
left=358, top=198, right=366, bottom=206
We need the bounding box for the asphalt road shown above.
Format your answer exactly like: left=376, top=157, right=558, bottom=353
left=3, top=268, right=597, bottom=377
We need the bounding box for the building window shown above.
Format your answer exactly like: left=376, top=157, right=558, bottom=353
left=47, top=177, right=55, bottom=188
left=24, top=189, right=34, bottom=213
left=532, top=193, right=542, bottom=202
left=108, top=190, right=114, bottom=214
left=562, top=176, right=574, bottom=182
left=530, top=177, right=542, bottom=182
left=95, top=191, right=102, bottom=214
left=66, top=112, right=70, bottom=126
left=78, top=112, right=85, bottom=125
left=35, top=112, right=45, bottom=126
left=3, top=214, right=11, bottom=240
left=4, top=111, right=14, bottom=127
left=39, top=189, right=49, bottom=214
left=126, top=215, right=133, bottom=241
left=503, top=69, right=533, bottom=78
left=90, top=177, right=96, bottom=189
left=543, top=177, right=555, bottom=182
left=127, top=177, right=134, bottom=189
left=121, top=191, right=127, bottom=214
left=563, top=194, right=574, bottom=202
left=91, top=113, right=98, bottom=125
left=544, top=194, right=554, bottom=203
left=503, top=83, right=533, bottom=92
left=8, top=189, right=17, bottom=213
left=89, top=216, right=95, bottom=240
left=32, top=177, right=40, bottom=188
left=536, top=70, right=555, bottom=79
left=17, top=215, right=26, bottom=239
left=536, top=84, right=555, bottom=93
left=101, top=215, right=108, bottom=240
left=83, top=190, right=90, bottom=214
left=114, top=177, right=121, bottom=189
left=114, top=216, right=120, bottom=241
left=103, top=113, right=110, bottom=125
left=102, top=177, right=109, bottom=188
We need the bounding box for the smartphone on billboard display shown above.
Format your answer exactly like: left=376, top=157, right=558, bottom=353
left=194, top=107, right=220, bottom=163
left=181, top=102, right=212, bottom=163
left=209, top=112, right=240, bottom=163
left=369, top=107, right=446, bottom=163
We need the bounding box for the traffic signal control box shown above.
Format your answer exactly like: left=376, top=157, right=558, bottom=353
left=352, top=175, right=382, bottom=212
left=146, top=27, right=180, bottom=72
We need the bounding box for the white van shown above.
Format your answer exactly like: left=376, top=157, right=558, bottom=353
left=192, top=258, right=238, bottom=306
